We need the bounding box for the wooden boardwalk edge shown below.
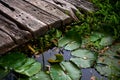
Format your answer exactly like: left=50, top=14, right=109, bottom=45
left=0, top=0, right=95, bottom=54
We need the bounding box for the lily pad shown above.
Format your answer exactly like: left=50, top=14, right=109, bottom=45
left=30, top=71, right=51, bottom=80
left=60, top=61, right=81, bottom=80
left=90, top=32, right=104, bottom=42
left=58, top=37, right=72, bottom=47
left=16, top=62, right=41, bottom=77
left=70, top=49, right=97, bottom=68
left=58, top=30, right=81, bottom=48
left=95, top=44, right=120, bottom=79
left=0, top=52, right=41, bottom=77
left=64, top=41, right=81, bottom=50
left=99, top=36, right=114, bottom=46
left=50, top=64, right=72, bottom=80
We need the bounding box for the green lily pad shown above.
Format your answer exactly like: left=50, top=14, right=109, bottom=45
left=70, top=49, right=97, bottom=68
left=16, top=62, right=41, bottom=77
left=90, top=32, right=104, bottom=42
left=60, top=61, right=81, bottom=80
left=95, top=44, right=120, bottom=79
left=0, top=52, right=41, bottom=77
left=50, top=64, right=72, bottom=80
left=0, top=52, right=26, bottom=69
left=99, top=36, right=114, bottom=46
left=58, top=30, right=81, bottom=48
left=58, top=37, right=72, bottom=47
left=64, top=41, right=81, bottom=50
left=30, top=71, right=51, bottom=80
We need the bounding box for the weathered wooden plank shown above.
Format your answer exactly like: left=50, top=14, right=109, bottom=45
left=0, top=30, right=16, bottom=54
left=1, top=0, right=62, bottom=28
left=25, top=0, right=72, bottom=25
left=64, top=0, right=96, bottom=12
left=0, top=2, right=48, bottom=37
left=44, top=0, right=81, bottom=21
left=0, top=14, right=32, bottom=44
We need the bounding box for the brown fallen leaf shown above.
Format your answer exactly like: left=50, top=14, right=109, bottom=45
left=90, top=76, right=96, bottom=80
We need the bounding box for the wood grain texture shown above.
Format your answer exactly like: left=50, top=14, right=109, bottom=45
left=0, top=30, right=16, bottom=54
left=1, top=0, right=62, bottom=28
left=64, top=0, right=96, bottom=12
left=44, top=0, right=80, bottom=21
left=0, top=14, right=32, bottom=44
left=25, top=0, right=72, bottom=25
left=0, top=2, right=48, bottom=37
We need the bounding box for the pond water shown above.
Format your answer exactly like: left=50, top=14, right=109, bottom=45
left=3, top=47, right=108, bottom=80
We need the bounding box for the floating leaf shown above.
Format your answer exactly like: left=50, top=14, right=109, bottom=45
left=99, top=36, right=114, bottom=46
left=30, top=71, right=51, bottom=80
left=0, top=52, right=26, bottom=69
left=0, top=52, right=41, bottom=77
left=64, top=41, right=81, bottom=50
left=48, top=54, right=64, bottom=63
left=50, top=64, right=72, bottom=80
left=90, top=32, right=104, bottom=42
left=16, top=61, right=41, bottom=77
left=70, top=49, right=97, bottom=68
left=58, top=30, right=81, bottom=48
left=95, top=44, right=120, bottom=79
left=60, top=61, right=81, bottom=80
left=58, top=37, right=72, bottom=47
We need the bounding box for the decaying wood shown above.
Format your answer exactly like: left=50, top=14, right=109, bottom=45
left=1, top=0, right=62, bottom=28
left=44, top=0, right=81, bottom=21
left=25, top=0, right=72, bottom=25
left=0, top=14, right=32, bottom=44
left=64, top=0, right=96, bottom=12
left=0, top=30, right=16, bottom=54
left=0, top=2, right=48, bottom=37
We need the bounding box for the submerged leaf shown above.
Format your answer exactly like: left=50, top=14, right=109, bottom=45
left=60, top=61, right=81, bottom=80
left=70, top=49, right=97, bottom=68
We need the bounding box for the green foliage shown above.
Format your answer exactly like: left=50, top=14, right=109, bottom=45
left=1, top=0, right=120, bottom=80
left=29, top=28, right=62, bottom=53
left=75, top=0, right=120, bottom=39
left=0, top=68, right=9, bottom=80
left=0, top=52, right=41, bottom=77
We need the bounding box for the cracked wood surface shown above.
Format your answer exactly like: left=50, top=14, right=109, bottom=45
left=0, top=0, right=95, bottom=54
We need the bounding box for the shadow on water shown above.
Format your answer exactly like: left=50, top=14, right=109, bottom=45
left=3, top=47, right=108, bottom=80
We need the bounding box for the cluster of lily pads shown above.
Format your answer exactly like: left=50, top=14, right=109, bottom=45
left=0, top=29, right=120, bottom=80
